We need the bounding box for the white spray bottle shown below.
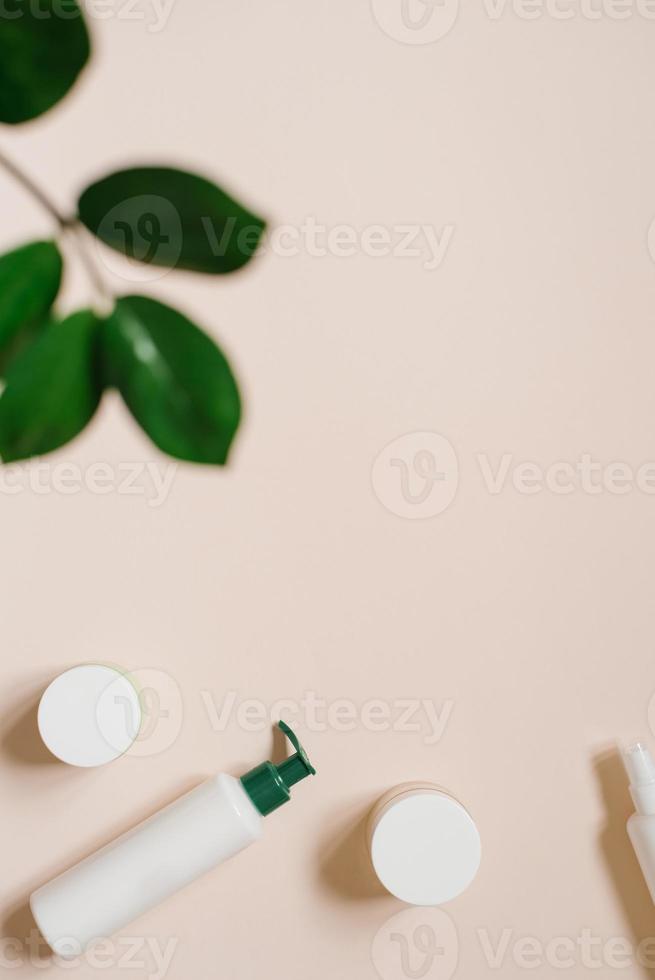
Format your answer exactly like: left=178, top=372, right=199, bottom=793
left=30, top=721, right=315, bottom=958
left=623, top=740, right=655, bottom=904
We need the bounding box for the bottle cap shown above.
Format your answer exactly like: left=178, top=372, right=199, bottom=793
left=368, top=783, right=481, bottom=905
left=241, top=721, right=316, bottom=815
left=38, top=664, right=141, bottom=767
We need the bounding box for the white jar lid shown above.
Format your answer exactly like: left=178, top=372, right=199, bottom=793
left=369, top=785, right=481, bottom=905
left=38, top=664, right=142, bottom=767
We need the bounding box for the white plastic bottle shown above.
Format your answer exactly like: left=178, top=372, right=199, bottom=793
left=30, top=722, right=315, bottom=958
left=624, top=740, right=655, bottom=904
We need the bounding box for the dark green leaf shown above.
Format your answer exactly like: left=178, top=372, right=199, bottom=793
left=101, top=295, right=240, bottom=464
left=0, top=240, right=62, bottom=373
left=78, top=167, right=265, bottom=274
left=0, top=310, right=101, bottom=462
left=0, top=0, right=90, bottom=124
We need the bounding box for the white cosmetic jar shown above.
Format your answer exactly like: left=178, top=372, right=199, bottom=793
left=368, top=782, right=481, bottom=905
left=37, top=664, right=142, bottom=767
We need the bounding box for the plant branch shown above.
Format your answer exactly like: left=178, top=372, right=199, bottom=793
left=0, top=146, right=70, bottom=227
left=64, top=223, right=114, bottom=313
left=0, top=145, right=113, bottom=312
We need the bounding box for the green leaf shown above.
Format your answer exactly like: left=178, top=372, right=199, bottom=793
left=101, top=295, right=240, bottom=465
left=0, top=310, right=101, bottom=462
left=0, top=0, right=90, bottom=124
left=0, top=240, right=63, bottom=373
left=77, top=167, right=266, bottom=274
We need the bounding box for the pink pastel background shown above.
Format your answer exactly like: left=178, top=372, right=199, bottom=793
left=2, top=2, right=655, bottom=977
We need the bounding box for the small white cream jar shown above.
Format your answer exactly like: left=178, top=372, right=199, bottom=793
left=367, top=782, right=481, bottom=905
left=37, top=663, right=141, bottom=767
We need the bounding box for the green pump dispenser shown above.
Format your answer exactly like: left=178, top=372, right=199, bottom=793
left=240, top=721, right=316, bottom=816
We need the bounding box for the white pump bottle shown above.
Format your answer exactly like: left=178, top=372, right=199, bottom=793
left=30, top=721, right=315, bottom=958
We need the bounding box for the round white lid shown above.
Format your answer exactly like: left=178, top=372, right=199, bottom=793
left=38, top=664, right=142, bottom=767
left=370, top=788, right=481, bottom=905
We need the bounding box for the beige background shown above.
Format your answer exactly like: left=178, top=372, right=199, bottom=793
left=2, top=1, right=655, bottom=977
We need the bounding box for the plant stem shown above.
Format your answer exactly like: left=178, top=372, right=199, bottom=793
left=0, top=145, right=113, bottom=312
left=0, top=146, right=70, bottom=227
left=64, top=224, right=114, bottom=314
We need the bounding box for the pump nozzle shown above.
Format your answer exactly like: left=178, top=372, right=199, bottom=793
left=241, top=721, right=316, bottom=816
